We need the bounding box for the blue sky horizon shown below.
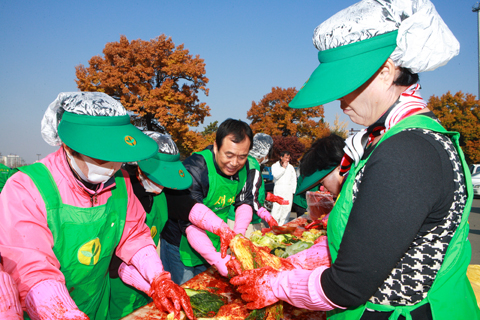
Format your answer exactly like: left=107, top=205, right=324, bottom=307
left=0, top=0, right=478, bottom=164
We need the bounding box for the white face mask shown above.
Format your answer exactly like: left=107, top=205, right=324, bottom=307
left=139, top=172, right=164, bottom=194
left=260, top=157, right=269, bottom=165
left=66, top=151, right=119, bottom=184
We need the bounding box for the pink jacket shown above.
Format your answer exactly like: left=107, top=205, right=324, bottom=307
left=0, top=147, right=154, bottom=307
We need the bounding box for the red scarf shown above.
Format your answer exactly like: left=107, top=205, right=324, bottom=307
left=339, top=84, right=426, bottom=176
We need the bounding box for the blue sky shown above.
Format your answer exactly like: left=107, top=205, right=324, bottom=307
left=0, top=0, right=478, bottom=164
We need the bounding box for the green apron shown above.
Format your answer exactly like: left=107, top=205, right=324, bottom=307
left=228, top=155, right=263, bottom=224
left=109, top=192, right=168, bottom=319
left=326, top=115, right=480, bottom=320
left=180, top=149, right=247, bottom=267
left=19, top=163, right=128, bottom=320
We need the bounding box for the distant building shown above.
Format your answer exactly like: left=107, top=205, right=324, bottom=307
left=6, top=154, right=23, bottom=168
left=0, top=156, right=6, bottom=165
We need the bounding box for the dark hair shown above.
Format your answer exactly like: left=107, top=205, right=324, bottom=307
left=279, top=150, right=290, bottom=157
left=216, top=118, right=253, bottom=150
left=393, top=67, right=419, bottom=86
left=300, top=134, right=345, bottom=177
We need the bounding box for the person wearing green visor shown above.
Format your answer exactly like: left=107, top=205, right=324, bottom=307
left=108, top=132, right=193, bottom=319
left=231, top=0, right=480, bottom=319
left=293, top=133, right=345, bottom=216
left=0, top=92, right=194, bottom=320
left=227, top=133, right=278, bottom=238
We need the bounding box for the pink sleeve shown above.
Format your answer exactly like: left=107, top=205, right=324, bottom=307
left=115, top=170, right=156, bottom=264
left=233, top=204, right=253, bottom=235
left=0, top=172, right=64, bottom=307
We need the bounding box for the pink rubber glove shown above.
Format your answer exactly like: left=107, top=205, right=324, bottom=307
left=286, top=236, right=331, bottom=270
left=130, top=245, right=164, bottom=283
left=189, top=203, right=237, bottom=258
left=25, top=280, right=89, bottom=320
left=256, top=207, right=278, bottom=227
left=231, top=266, right=342, bottom=311
left=118, top=262, right=151, bottom=293
left=186, top=225, right=232, bottom=277
left=233, top=204, right=253, bottom=235
left=0, top=267, right=23, bottom=320
left=130, top=246, right=194, bottom=320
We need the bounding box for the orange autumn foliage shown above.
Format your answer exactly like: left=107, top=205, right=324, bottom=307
left=247, top=87, right=330, bottom=146
left=75, top=34, right=210, bottom=155
left=428, top=91, right=480, bottom=164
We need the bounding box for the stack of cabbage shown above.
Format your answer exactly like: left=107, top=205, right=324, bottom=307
left=249, top=230, right=324, bottom=258
left=229, top=235, right=290, bottom=320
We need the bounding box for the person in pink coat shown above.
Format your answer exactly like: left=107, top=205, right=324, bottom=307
left=0, top=92, right=195, bottom=320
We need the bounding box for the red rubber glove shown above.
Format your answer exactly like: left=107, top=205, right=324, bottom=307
left=256, top=207, right=278, bottom=227
left=226, top=257, right=243, bottom=278
left=148, top=272, right=194, bottom=320
left=217, top=227, right=236, bottom=259
left=230, top=266, right=280, bottom=309
left=266, top=192, right=289, bottom=205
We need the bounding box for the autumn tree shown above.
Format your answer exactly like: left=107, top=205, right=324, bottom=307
left=247, top=87, right=330, bottom=149
left=75, top=35, right=210, bottom=153
left=202, top=121, right=218, bottom=136
left=428, top=91, right=480, bottom=164
left=270, top=136, right=306, bottom=166
left=330, top=114, right=349, bottom=139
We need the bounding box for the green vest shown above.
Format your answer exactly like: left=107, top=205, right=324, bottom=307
left=179, top=149, right=247, bottom=267
left=19, top=163, right=128, bottom=320
left=109, top=192, right=168, bottom=319
left=326, top=115, right=480, bottom=320
left=228, top=155, right=263, bottom=224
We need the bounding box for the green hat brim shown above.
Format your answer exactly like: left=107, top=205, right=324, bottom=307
left=58, top=112, right=158, bottom=162
left=138, top=153, right=193, bottom=190
left=289, top=31, right=398, bottom=109
left=296, top=166, right=337, bottom=195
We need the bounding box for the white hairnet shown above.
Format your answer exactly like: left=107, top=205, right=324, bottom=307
left=249, top=133, right=273, bottom=159
left=41, top=92, right=127, bottom=146
left=144, top=131, right=179, bottom=155
left=312, top=0, right=459, bottom=73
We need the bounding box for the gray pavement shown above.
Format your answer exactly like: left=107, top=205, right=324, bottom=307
left=469, top=198, right=480, bottom=265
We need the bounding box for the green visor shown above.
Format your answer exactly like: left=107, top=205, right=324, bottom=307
left=295, top=166, right=336, bottom=195
left=138, top=152, right=193, bottom=190
left=58, top=111, right=158, bottom=162
left=289, top=30, right=398, bottom=109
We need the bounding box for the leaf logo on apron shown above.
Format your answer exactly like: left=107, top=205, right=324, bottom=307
left=150, top=226, right=158, bottom=239
left=78, top=238, right=102, bottom=266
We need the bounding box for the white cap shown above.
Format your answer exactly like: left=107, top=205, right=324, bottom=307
left=41, top=92, right=127, bottom=146
left=312, top=0, right=459, bottom=73
left=249, top=133, right=273, bottom=159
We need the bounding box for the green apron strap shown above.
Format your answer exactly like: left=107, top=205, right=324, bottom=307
left=18, top=163, right=62, bottom=210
